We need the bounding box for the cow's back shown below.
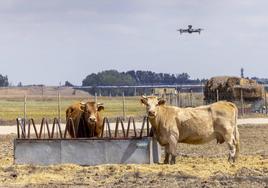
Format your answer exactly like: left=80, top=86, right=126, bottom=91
left=176, top=101, right=237, bottom=144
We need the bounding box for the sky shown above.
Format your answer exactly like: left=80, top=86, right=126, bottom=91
left=0, top=0, right=268, bottom=86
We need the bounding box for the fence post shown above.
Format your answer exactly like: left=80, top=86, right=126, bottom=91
left=216, top=89, right=219, bottom=102
left=177, top=91, right=180, bottom=107
left=190, top=90, right=193, bottom=107
left=24, top=94, right=27, bottom=121
left=134, top=87, right=137, bottom=96
left=265, top=90, right=267, bottom=115
left=122, top=92, right=126, bottom=120
left=240, top=89, right=244, bottom=116
left=174, top=90, right=177, bottom=107
left=57, top=90, right=61, bottom=124
left=94, top=92, right=97, bottom=103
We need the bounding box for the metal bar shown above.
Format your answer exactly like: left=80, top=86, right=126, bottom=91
left=120, top=118, right=126, bottom=137
left=126, top=117, right=131, bottom=137
left=16, top=116, right=155, bottom=140
left=16, top=118, right=21, bottom=139
left=64, top=119, right=69, bottom=139
left=132, top=117, right=137, bottom=137
left=114, top=117, right=119, bottom=138
left=64, top=118, right=76, bottom=139
left=126, top=117, right=137, bottom=137
left=51, top=119, right=55, bottom=138
left=27, top=119, right=31, bottom=139
left=51, top=118, right=63, bottom=139
left=122, top=92, right=126, bottom=120
left=70, top=118, right=76, bottom=139
left=19, top=118, right=26, bottom=139
left=15, top=137, right=149, bottom=141
left=39, top=118, right=45, bottom=139
left=101, top=117, right=112, bottom=138
left=45, top=119, right=51, bottom=139
left=55, top=118, right=63, bottom=138
left=23, top=118, right=26, bottom=138
left=146, top=117, right=150, bottom=137
left=139, top=116, right=146, bottom=138
left=101, top=118, right=105, bottom=138
left=30, top=119, right=39, bottom=138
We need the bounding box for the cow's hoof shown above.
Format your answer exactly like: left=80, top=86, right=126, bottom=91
left=170, top=157, right=176, bottom=165
left=163, top=159, right=169, bottom=164
left=228, top=156, right=235, bottom=163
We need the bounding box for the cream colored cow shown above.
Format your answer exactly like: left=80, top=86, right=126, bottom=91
left=141, top=96, right=240, bottom=164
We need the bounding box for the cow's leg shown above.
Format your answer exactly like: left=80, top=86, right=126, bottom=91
left=168, top=135, right=177, bottom=165
left=224, top=134, right=236, bottom=163
left=227, top=142, right=236, bottom=163
left=164, top=146, right=170, bottom=164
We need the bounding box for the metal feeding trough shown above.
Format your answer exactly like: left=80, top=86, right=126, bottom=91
left=14, top=117, right=161, bottom=165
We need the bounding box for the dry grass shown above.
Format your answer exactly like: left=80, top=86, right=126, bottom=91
left=0, top=124, right=267, bottom=187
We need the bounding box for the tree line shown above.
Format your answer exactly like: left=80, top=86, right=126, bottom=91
left=82, top=70, right=204, bottom=86
left=81, top=70, right=206, bottom=95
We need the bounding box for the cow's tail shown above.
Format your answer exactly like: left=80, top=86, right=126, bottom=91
left=233, top=105, right=240, bottom=159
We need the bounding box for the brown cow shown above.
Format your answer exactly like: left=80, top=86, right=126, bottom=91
left=141, top=96, right=240, bottom=164
left=66, top=101, right=104, bottom=138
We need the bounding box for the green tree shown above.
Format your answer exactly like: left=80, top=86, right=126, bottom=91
left=0, top=74, right=8, bottom=87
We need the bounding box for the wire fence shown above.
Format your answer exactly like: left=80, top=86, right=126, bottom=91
left=163, top=89, right=268, bottom=117
left=0, top=88, right=267, bottom=125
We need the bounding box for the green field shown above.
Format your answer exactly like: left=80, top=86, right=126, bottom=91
left=0, top=96, right=146, bottom=125
left=0, top=92, right=265, bottom=125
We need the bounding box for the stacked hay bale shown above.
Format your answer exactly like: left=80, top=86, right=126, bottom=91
left=204, top=76, right=264, bottom=102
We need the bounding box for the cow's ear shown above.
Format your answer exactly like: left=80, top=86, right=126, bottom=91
left=140, top=96, right=148, bottom=105
left=158, top=99, right=166, bottom=106
left=140, top=98, right=147, bottom=105
left=79, top=105, right=85, bottom=112
left=97, top=103, right=104, bottom=111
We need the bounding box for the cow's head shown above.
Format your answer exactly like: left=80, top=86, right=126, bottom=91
left=140, top=96, right=166, bottom=118
left=80, top=102, right=104, bottom=125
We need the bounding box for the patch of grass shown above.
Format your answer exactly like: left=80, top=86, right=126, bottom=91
left=0, top=96, right=146, bottom=125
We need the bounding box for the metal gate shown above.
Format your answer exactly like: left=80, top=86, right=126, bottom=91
left=14, top=116, right=161, bottom=165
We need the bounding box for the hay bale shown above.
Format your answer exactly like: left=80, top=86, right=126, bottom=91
left=204, top=76, right=264, bottom=102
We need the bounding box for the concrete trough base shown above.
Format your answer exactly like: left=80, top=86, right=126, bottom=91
left=14, top=137, right=161, bottom=165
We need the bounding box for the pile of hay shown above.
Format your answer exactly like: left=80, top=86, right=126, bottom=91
left=204, top=76, right=264, bottom=102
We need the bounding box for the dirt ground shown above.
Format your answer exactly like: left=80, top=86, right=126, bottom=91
left=0, top=124, right=267, bottom=187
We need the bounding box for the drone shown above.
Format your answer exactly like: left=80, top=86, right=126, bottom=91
left=177, top=25, right=203, bottom=34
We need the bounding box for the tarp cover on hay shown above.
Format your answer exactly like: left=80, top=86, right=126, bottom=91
left=204, top=76, right=264, bottom=102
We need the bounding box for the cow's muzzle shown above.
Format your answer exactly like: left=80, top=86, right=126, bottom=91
left=148, top=111, right=156, bottom=118
left=88, top=117, right=96, bottom=124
